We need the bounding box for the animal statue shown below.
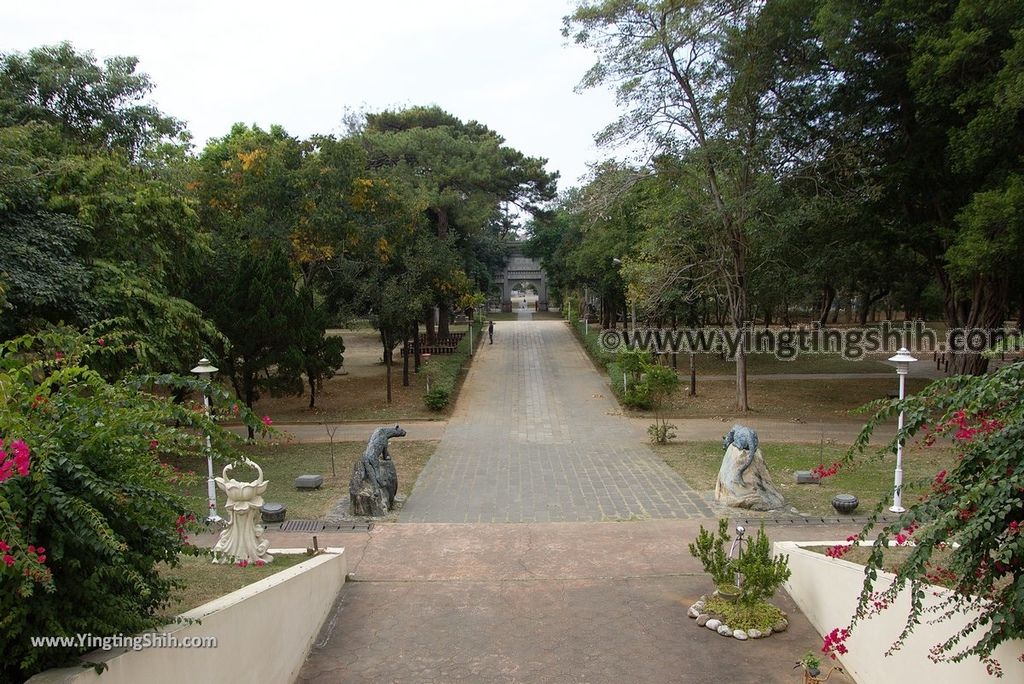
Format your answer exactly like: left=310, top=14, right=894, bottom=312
left=722, top=424, right=759, bottom=485
left=350, top=424, right=406, bottom=515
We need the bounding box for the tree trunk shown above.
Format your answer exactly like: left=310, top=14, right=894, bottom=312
left=413, top=321, right=422, bottom=372
left=948, top=275, right=1008, bottom=375
left=689, top=352, right=696, bottom=396
left=818, top=284, right=836, bottom=327
left=307, top=371, right=316, bottom=409
left=425, top=306, right=436, bottom=345
left=402, top=333, right=410, bottom=387
left=438, top=301, right=450, bottom=339
left=384, top=333, right=393, bottom=404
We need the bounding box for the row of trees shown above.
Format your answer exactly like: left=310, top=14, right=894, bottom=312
left=0, top=43, right=556, bottom=418
left=529, top=0, right=1024, bottom=409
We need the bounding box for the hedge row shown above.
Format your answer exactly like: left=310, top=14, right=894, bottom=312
left=423, top=320, right=484, bottom=411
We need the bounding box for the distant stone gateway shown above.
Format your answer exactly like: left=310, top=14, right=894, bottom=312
left=349, top=425, right=406, bottom=517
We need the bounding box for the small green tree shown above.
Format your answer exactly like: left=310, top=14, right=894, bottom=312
left=644, top=362, right=680, bottom=444
left=735, top=525, right=791, bottom=605
left=688, top=519, right=735, bottom=588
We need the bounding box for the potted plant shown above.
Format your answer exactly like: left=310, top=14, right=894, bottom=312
left=797, top=652, right=821, bottom=677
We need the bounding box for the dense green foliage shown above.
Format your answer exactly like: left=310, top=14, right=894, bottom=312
left=0, top=329, right=264, bottom=679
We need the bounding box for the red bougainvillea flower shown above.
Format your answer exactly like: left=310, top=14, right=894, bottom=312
left=97, top=337, right=106, bottom=346
left=255, top=560, right=266, bottom=567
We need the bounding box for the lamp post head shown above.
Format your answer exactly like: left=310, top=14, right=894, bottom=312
left=888, top=347, right=917, bottom=375
left=191, top=358, right=219, bottom=376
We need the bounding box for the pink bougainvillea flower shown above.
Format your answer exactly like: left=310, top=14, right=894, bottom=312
left=149, top=439, right=159, bottom=450
left=261, top=415, right=273, bottom=427
left=255, top=560, right=265, bottom=567
left=3, top=554, right=13, bottom=567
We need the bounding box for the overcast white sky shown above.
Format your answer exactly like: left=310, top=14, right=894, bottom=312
left=2, top=0, right=626, bottom=189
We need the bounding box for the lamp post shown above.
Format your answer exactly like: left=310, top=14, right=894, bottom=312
left=191, top=358, right=222, bottom=524
left=887, top=347, right=918, bottom=513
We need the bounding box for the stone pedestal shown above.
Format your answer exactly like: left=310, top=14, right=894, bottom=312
left=715, top=445, right=786, bottom=511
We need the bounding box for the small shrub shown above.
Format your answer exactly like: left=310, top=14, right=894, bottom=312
left=735, top=524, right=791, bottom=605
left=688, top=519, right=735, bottom=586
left=424, top=387, right=450, bottom=411
left=647, top=422, right=677, bottom=444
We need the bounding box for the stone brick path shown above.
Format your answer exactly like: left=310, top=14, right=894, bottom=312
left=400, top=321, right=711, bottom=523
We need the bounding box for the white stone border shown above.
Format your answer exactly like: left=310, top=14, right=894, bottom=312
left=28, top=548, right=347, bottom=684
left=776, top=540, right=1024, bottom=684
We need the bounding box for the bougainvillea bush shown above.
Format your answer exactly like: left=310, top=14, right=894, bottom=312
left=836, top=360, right=1024, bottom=676
left=0, top=328, right=264, bottom=680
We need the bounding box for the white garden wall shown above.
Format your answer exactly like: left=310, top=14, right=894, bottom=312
left=27, top=548, right=346, bottom=684
left=776, top=541, right=1024, bottom=683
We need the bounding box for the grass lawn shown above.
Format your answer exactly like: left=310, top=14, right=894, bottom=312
left=636, top=376, right=932, bottom=422
left=159, top=552, right=310, bottom=614
left=652, top=440, right=954, bottom=516
left=166, top=440, right=438, bottom=520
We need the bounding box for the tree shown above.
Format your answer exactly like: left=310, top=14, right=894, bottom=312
left=566, top=0, right=787, bottom=410
left=806, top=0, right=1024, bottom=372
left=357, top=106, right=557, bottom=338
left=834, top=360, right=1024, bottom=675
left=0, top=42, right=186, bottom=157
left=198, top=247, right=303, bottom=436
left=0, top=328, right=262, bottom=680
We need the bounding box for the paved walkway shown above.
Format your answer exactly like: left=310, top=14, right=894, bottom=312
left=290, top=521, right=858, bottom=684
left=400, top=320, right=711, bottom=522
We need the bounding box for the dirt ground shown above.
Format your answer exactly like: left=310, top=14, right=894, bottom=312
left=253, top=328, right=446, bottom=423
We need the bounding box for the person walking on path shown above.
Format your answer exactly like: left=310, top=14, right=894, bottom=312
left=488, top=320, right=494, bottom=344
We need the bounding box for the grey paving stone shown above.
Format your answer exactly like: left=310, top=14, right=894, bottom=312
left=401, top=321, right=712, bottom=523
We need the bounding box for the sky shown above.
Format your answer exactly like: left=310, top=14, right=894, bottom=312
left=1, top=0, right=626, bottom=189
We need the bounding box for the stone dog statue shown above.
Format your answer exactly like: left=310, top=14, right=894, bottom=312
left=723, top=424, right=759, bottom=485
left=349, top=424, right=407, bottom=516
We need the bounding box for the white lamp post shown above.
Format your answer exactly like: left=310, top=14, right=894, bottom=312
left=887, top=347, right=918, bottom=513
left=191, top=358, right=222, bottom=524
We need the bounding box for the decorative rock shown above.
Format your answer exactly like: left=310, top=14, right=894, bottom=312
left=794, top=470, right=821, bottom=484
left=695, top=614, right=710, bottom=627
left=747, top=629, right=762, bottom=639
left=715, top=432, right=786, bottom=511
left=733, top=629, right=748, bottom=641
left=717, top=625, right=733, bottom=637
left=260, top=502, right=286, bottom=523
left=692, top=599, right=705, bottom=611
left=832, top=493, right=860, bottom=514
left=772, top=618, right=789, bottom=633
left=763, top=627, right=772, bottom=637
left=688, top=605, right=700, bottom=618
left=294, top=474, right=324, bottom=490
left=705, top=619, right=721, bottom=631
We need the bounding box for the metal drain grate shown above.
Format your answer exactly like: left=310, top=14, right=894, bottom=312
left=733, top=516, right=896, bottom=526
left=278, top=520, right=374, bottom=533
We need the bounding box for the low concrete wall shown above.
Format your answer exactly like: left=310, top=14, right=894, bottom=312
left=777, top=541, right=1024, bottom=683
left=28, top=548, right=346, bottom=684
